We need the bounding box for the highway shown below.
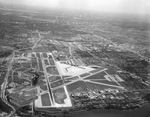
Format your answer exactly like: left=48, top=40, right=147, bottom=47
left=32, top=31, right=42, bottom=49
left=1, top=52, right=16, bottom=117
left=0, top=31, right=42, bottom=117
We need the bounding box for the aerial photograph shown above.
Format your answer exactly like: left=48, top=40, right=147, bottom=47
left=0, top=0, right=150, bottom=117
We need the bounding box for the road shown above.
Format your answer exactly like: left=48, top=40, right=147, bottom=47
left=32, top=31, right=42, bottom=49
left=40, top=52, right=54, bottom=105
left=1, top=52, right=16, bottom=117
left=51, top=68, right=108, bottom=91
left=126, top=48, right=150, bottom=63
left=104, top=37, right=149, bottom=63
left=0, top=31, right=42, bottom=117
left=1, top=7, right=149, bottom=63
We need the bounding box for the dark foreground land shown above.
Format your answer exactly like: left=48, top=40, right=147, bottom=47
left=68, top=103, right=150, bottom=117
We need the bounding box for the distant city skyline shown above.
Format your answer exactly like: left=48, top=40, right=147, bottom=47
left=0, top=0, right=150, bottom=15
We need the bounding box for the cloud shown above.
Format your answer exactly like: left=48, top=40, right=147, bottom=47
left=119, top=0, right=150, bottom=15
left=0, top=0, right=149, bottom=15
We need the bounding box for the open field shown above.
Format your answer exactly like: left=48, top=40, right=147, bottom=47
left=85, top=71, right=106, bottom=80
left=41, top=93, right=51, bottom=106
left=0, top=7, right=149, bottom=117
left=85, top=82, right=120, bottom=91
left=44, top=59, right=49, bottom=66
left=46, top=66, right=59, bottom=75
left=49, top=58, right=55, bottom=65
left=6, top=50, right=134, bottom=109
left=67, top=81, right=88, bottom=93
left=53, top=88, right=67, bottom=104
left=51, top=80, right=64, bottom=88
left=49, top=75, right=61, bottom=82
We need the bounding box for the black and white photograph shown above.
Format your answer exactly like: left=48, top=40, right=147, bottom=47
left=0, top=0, right=150, bottom=117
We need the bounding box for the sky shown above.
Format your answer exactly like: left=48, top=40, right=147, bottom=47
left=0, top=0, right=150, bottom=15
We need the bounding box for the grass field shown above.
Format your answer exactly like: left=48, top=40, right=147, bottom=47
left=66, top=76, right=79, bottom=81
left=38, top=72, right=45, bottom=76
left=13, top=75, right=26, bottom=84
left=49, top=76, right=61, bottom=82
left=32, top=53, right=35, bottom=58
left=85, top=71, right=106, bottom=80
left=8, top=75, right=12, bottom=83
left=67, top=81, right=88, bottom=93
left=31, top=57, right=38, bottom=68
left=46, top=66, right=59, bottom=75
left=38, top=58, right=43, bottom=71
left=44, top=59, right=49, bottom=66
left=49, top=58, right=55, bottom=65
left=51, top=80, right=64, bottom=88
left=64, top=80, right=72, bottom=84
left=21, top=62, right=31, bottom=68
left=40, top=85, right=48, bottom=91
left=48, top=55, right=52, bottom=58
left=90, top=80, right=120, bottom=86
left=9, top=51, right=128, bottom=108
left=80, top=73, right=90, bottom=78
left=53, top=88, right=67, bottom=104
left=106, top=68, right=116, bottom=74
left=85, top=82, right=120, bottom=91
left=67, top=68, right=125, bottom=93
left=90, top=69, right=102, bottom=74
left=37, top=79, right=46, bottom=86
left=41, top=93, right=51, bottom=106
left=12, top=63, right=22, bottom=69
left=42, top=53, right=48, bottom=58
left=36, top=53, right=41, bottom=58
left=15, top=67, right=28, bottom=72
left=33, top=46, right=51, bottom=52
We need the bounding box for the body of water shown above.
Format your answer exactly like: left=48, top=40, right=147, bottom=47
left=68, top=103, right=150, bottom=117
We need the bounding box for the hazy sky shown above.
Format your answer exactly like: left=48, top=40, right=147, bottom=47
left=1, top=0, right=150, bottom=15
